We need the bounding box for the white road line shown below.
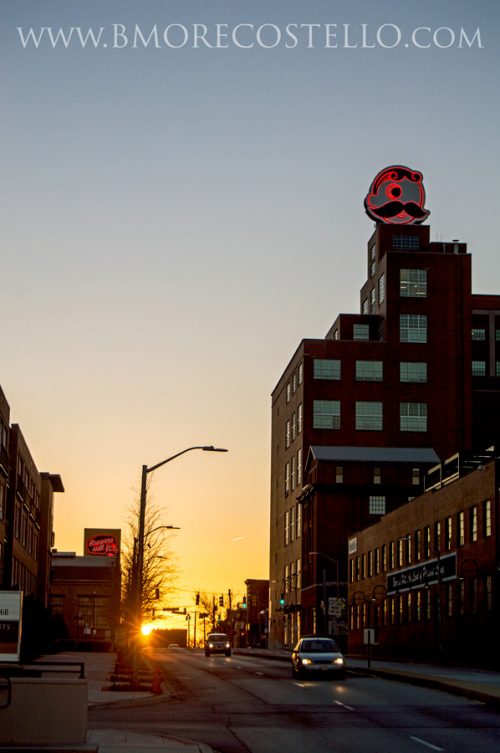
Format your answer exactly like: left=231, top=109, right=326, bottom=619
left=255, top=671, right=264, bottom=676
left=409, top=735, right=445, bottom=751
left=334, top=700, right=354, bottom=711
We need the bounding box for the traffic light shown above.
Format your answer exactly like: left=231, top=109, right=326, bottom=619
left=279, top=593, right=285, bottom=606
left=195, top=593, right=200, bottom=605
left=155, top=587, right=160, bottom=599
left=242, top=595, right=247, bottom=609
left=219, top=595, right=224, bottom=607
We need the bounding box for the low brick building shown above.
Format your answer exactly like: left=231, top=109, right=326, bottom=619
left=348, top=450, right=499, bottom=665
left=50, top=551, right=121, bottom=651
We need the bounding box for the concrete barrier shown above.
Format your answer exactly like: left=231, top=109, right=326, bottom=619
left=0, top=676, right=88, bottom=745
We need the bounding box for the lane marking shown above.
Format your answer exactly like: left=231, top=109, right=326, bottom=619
left=409, top=736, right=445, bottom=752
left=255, top=671, right=264, bottom=676
left=334, top=700, right=354, bottom=711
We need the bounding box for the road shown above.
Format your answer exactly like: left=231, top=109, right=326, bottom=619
left=88, top=648, right=500, bottom=753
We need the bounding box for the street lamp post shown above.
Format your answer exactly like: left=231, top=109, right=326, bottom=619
left=309, top=551, right=341, bottom=635
left=135, top=445, right=227, bottom=633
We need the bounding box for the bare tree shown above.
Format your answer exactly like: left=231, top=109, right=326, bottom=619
left=122, top=496, right=179, bottom=625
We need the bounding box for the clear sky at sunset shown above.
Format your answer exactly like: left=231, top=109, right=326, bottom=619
left=2, top=1, right=500, bottom=617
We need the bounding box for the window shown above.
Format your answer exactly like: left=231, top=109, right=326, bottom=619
left=369, top=495, right=386, bottom=515
left=373, top=467, right=381, bottom=485
left=472, top=361, right=486, bottom=376
left=496, top=362, right=500, bottom=377
left=424, top=526, right=431, bottom=558
left=297, top=449, right=302, bottom=486
left=298, top=362, right=303, bottom=384
left=484, top=499, right=492, bottom=537
left=412, top=467, right=420, bottom=486
left=434, top=521, right=441, bottom=552
left=291, top=413, right=296, bottom=441
left=393, top=235, right=419, bottom=250
left=286, top=383, right=291, bottom=402
left=378, top=274, right=386, bottom=305
left=400, top=268, right=427, bottom=297
left=356, top=361, right=383, bottom=381
left=296, top=503, right=302, bottom=538
left=291, top=455, right=296, bottom=491
left=336, top=466, right=343, bottom=484
left=353, top=323, right=370, bottom=341
left=486, top=575, right=493, bottom=611
left=362, top=299, right=369, bottom=314
left=356, top=401, right=383, bottom=430
left=472, top=328, right=486, bottom=341
left=285, top=463, right=290, bottom=496
left=400, top=402, right=427, bottom=432
left=49, top=594, right=64, bottom=615
left=370, top=244, right=377, bottom=261
left=313, top=400, right=341, bottom=429
left=458, top=511, right=465, bottom=547
left=414, top=530, right=421, bottom=561
left=470, top=506, right=478, bottom=542
left=446, top=516, right=453, bottom=551
left=292, top=371, right=297, bottom=393
left=381, top=544, right=387, bottom=571
left=298, top=403, right=303, bottom=433
left=285, top=420, right=291, bottom=449
left=284, top=511, right=290, bottom=545
left=313, top=359, right=341, bottom=380
left=400, top=361, right=427, bottom=383
left=400, top=314, right=427, bottom=343
left=290, top=506, right=295, bottom=541
left=370, top=287, right=376, bottom=313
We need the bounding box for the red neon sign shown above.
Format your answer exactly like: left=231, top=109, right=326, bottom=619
left=364, top=165, right=430, bottom=225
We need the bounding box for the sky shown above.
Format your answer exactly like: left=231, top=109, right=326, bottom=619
left=2, top=1, right=500, bottom=624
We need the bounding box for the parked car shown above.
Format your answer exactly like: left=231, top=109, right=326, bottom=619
left=205, top=633, right=232, bottom=657
left=291, top=636, right=346, bottom=679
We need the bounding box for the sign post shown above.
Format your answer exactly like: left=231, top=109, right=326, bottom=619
left=0, top=592, right=23, bottom=663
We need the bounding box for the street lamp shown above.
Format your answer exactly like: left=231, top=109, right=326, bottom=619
left=135, top=445, right=228, bottom=631
left=309, top=551, right=341, bottom=635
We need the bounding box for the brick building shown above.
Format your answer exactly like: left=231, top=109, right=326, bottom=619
left=50, top=551, right=121, bottom=651
left=348, top=450, right=499, bottom=664
left=269, top=197, right=500, bottom=648
left=0, top=386, right=64, bottom=610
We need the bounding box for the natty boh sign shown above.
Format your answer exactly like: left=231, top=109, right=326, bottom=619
left=84, top=528, right=121, bottom=558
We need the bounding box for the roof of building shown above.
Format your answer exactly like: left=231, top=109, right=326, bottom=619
left=308, top=446, right=440, bottom=465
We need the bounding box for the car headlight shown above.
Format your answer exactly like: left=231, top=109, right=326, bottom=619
left=332, top=657, right=344, bottom=665
left=208, top=643, right=214, bottom=648
left=225, top=643, right=231, bottom=648
left=301, top=658, right=312, bottom=665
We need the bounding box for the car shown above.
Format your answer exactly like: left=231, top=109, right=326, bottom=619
left=291, top=636, right=346, bottom=679
left=205, top=632, right=232, bottom=657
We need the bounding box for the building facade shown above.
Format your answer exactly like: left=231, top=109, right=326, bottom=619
left=0, top=385, right=64, bottom=611
left=269, top=190, right=500, bottom=648
left=50, top=551, right=121, bottom=650
left=347, top=450, right=500, bottom=664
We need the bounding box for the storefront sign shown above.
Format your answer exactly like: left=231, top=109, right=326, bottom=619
left=0, top=591, right=23, bottom=662
left=365, top=165, right=430, bottom=225
left=387, top=553, right=456, bottom=595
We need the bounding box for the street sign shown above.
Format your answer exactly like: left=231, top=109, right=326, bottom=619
left=328, top=597, right=344, bottom=617
left=0, top=591, right=23, bottom=662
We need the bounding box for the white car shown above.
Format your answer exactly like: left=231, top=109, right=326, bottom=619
left=291, top=636, right=346, bottom=679
left=205, top=633, right=231, bottom=657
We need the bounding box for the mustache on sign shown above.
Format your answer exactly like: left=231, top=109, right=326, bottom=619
left=373, top=201, right=428, bottom=219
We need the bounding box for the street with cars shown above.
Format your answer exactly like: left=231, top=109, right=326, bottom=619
left=88, top=647, right=500, bottom=753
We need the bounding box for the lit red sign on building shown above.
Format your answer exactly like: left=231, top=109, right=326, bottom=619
left=84, top=528, right=120, bottom=558
left=364, top=165, right=430, bottom=225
